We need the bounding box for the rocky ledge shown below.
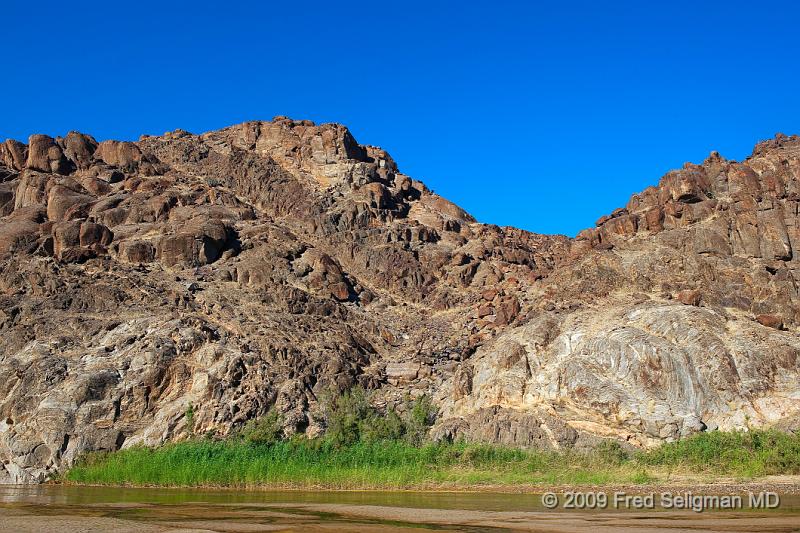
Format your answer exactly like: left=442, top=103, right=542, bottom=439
left=1, top=118, right=799, bottom=482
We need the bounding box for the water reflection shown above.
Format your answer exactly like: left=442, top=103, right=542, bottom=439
left=1, top=484, right=798, bottom=533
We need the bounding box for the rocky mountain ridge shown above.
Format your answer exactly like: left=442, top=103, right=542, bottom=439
left=1, top=118, right=799, bottom=483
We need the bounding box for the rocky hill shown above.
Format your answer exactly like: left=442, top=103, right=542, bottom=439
left=1, top=118, right=799, bottom=483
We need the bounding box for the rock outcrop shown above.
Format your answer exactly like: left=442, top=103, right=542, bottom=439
left=1, top=119, right=799, bottom=483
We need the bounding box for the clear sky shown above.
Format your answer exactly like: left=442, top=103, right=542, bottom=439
left=2, top=1, right=799, bottom=236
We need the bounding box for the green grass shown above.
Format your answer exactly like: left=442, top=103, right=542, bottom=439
left=63, top=429, right=800, bottom=489
left=638, top=428, right=800, bottom=478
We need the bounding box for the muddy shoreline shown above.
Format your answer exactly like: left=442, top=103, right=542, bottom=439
left=2, top=499, right=800, bottom=533
left=51, top=475, right=800, bottom=495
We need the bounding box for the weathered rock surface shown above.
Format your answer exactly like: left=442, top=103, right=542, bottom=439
left=1, top=119, right=799, bottom=483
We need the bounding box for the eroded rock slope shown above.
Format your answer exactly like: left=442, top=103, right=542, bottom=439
left=1, top=119, right=799, bottom=482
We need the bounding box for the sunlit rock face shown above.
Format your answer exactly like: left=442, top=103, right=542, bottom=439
left=1, top=118, right=799, bottom=482
left=438, top=304, right=800, bottom=448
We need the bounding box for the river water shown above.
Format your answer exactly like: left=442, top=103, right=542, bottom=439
left=0, top=484, right=798, bottom=532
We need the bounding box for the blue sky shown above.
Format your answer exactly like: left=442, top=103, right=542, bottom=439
left=2, top=1, right=799, bottom=236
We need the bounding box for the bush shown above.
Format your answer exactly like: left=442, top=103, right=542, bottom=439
left=404, top=394, right=436, bottom=446
left=595, top=440, right=630, bottom=465
left=319, top=387, right=437, bottom=446
left=322, top=386, right=373, bottom=446
left=360, top=410, right=406, bottom=442
left=240, top=410, right=284, bottom=445
left=184, top=403, right=195, bottom=436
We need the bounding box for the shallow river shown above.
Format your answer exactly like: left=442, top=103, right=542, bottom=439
left=0, top=484, right=798, bottom=532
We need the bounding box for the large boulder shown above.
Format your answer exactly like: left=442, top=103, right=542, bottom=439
left=13, top=171, right=50, bottom=209
left=62, top=132, right=98, bottom=170
left=79, top=222, right=113, bottom=248
left=93, top=140, right=143, bottom=170
left=0, top=219, right=41, bottom=256
left=51, top=221, right=112, bottom=259
left=25, top=134, right=72, bottom=174
left=305, top=252, right=352, bottom=301
left=117, top=240, right=155, bottom=263
left=50, top=221, right=82, bottom=258
left=1, top=139, right=27, bottom=170
left=46, top=182, right=95, bottom=221
left=660, top=166, right=711, bottom=204
left=157, top=217, right=231, bottom=267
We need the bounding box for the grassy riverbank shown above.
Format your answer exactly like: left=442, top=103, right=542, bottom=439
left=64, top=429, right=800, bottom=489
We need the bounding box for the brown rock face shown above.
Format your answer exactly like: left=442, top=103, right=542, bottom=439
left=676, top=289, right=701, bottom=306
left=79, top=222, right=113, bottom=248
left=25, top=134, right=72, bottom=174
left=46, top=182, right=95, bottom=221
left=63, top=132, right=98, bottom=170
left=156, top=217, right=231, bottom=268
left=756, top=314, right=784, bottom=330
left=118, top=240, right=155, bottom=263
left=1, top=140, right=27, bottom=170
left=93, top=140, right=143, bottom=169
left=1, top=118, right=799, bottom=483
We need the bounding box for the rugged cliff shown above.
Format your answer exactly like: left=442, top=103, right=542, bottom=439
left=1, top=118, right=799, bottom=483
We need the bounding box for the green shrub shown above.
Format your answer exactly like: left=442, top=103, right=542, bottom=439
left=322, top=386, right=373, bottom=446
left=404, top=394, right=436, bottom=446
left=184, top=403, right=195, bottom=436
left=595, top=440, right=630, bottom=465
left=319, top=387, right=437, bottom=446
left=360, top=410, right=406, bottom=442
left=240, top=410, right=284, bottom=445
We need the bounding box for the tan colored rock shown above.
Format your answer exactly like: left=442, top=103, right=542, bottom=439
left=453, top=365, right=473, bottom=400
left=362, top=182, right=390, bottom=209
left=0, top=219, right=40, bottom=256
left=758, top=208, right=792, bottom=260
left=306, top=253, right=352, bottom=301
left=328, top=281, right=350, bottom=301
left=13, top=171, right=50, bottom=209
left=476, top=303, right=493, bottom=318
left=94, top=140, right=143, bottom=169
left=692, top=226, right=731, bottom=255
left=78, top=176, right=112, bottom=196
left=481, top=289, right=498, bottom=301
left=385, top=362, right=420, bottom=384
left=640, top=205, right=664, bottom=232
left=661, top=167, right=711, bottom=204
